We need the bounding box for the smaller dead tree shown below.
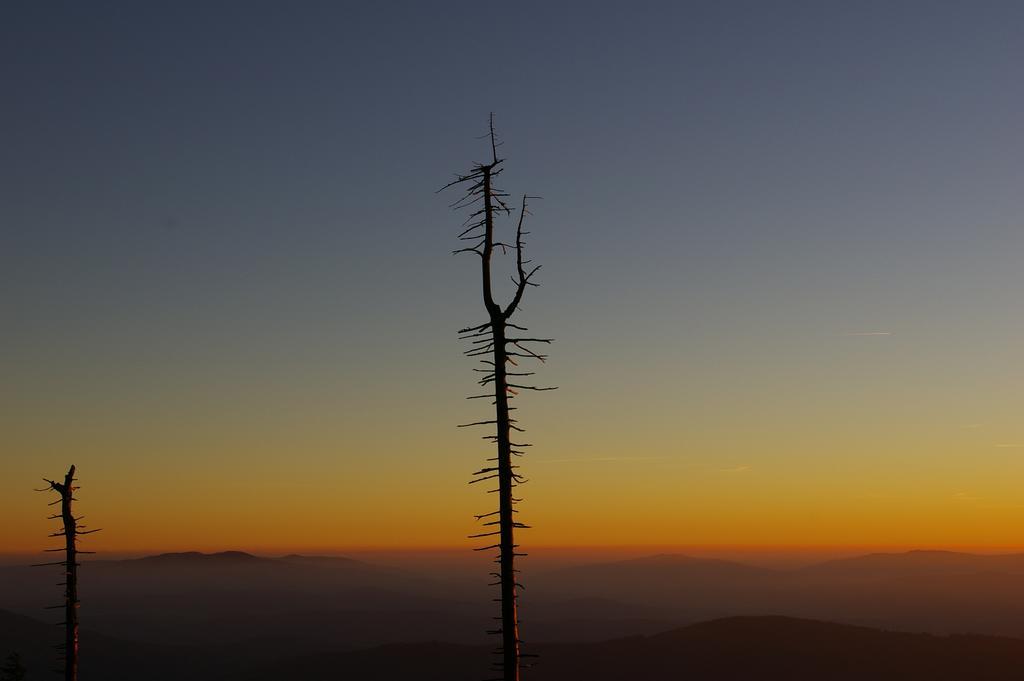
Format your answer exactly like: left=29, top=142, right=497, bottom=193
left=34, top=465, right=100, bottom=681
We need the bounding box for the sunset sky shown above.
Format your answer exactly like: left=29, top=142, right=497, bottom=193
left=3, top=1, right=1024, bottom=555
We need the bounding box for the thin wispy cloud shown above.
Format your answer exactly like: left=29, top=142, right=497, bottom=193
left=953, top=491, right=979, bottom=501
left=719, top=465, right=752, bottom=473
left=535, top=456, right=670, bottom=464
left=842, top=331, right=892, bottom=336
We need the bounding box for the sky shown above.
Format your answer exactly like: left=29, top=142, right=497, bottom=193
left=2, top=1, right=1024, bottom=555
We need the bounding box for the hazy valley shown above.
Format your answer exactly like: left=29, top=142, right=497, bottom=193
left=7, top=549, right=1024, bottom=679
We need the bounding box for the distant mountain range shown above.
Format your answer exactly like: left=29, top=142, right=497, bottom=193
left=0, top=551, right=487, bottom=655
left=529, top=550, right=1024, bottom=638
left=7, top=548, right=1024, bottom=673
left=799, top=549, right=1024, bottom=578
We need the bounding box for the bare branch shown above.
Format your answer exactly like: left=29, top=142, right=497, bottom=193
left=445, top=117, right=555, bottom=681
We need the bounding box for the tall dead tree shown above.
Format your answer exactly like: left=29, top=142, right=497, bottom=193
left=34, top=465, right=99, bottom=681
left=442, top=116, right=555, bottom=681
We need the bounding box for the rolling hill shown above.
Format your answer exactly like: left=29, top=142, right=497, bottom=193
left=228, top=615, right=1024, bottom=681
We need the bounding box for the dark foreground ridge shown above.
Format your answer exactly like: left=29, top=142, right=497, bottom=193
left=8, top=608, right=1024, bottom=681
left=231, top=615, right=1024, bottom=681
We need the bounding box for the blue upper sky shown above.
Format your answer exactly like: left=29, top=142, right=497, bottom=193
left=3, top=1, right=1024, bottom=549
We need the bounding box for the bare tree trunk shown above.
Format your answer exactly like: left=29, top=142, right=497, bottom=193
left=36, top=466, right=99, bottom=681
left=444, top=116, right=555, bottom=680
left=492, top=304, right=521, bottom=678
left=59, top=466, right=79, bottom=681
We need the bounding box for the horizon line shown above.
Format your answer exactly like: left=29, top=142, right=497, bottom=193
left=7, top=542, right=1024, bottom=557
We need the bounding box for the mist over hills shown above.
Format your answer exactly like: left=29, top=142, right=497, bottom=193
left=529, top=549, right=1024, bottom=638
left=0, top=551, right=487, bottom=654
left=7, top=548, right=1024, bottom=678
left=0, top=608, right=231, bottom=681
left=800, top=550, right=1024, bottom=579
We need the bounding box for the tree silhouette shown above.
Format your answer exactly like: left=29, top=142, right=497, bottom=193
left=34, top=465, right=100, bottom=681
left=0, top=653, right=26, bottom=681
left=442, top=115, right=556, bottom=680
